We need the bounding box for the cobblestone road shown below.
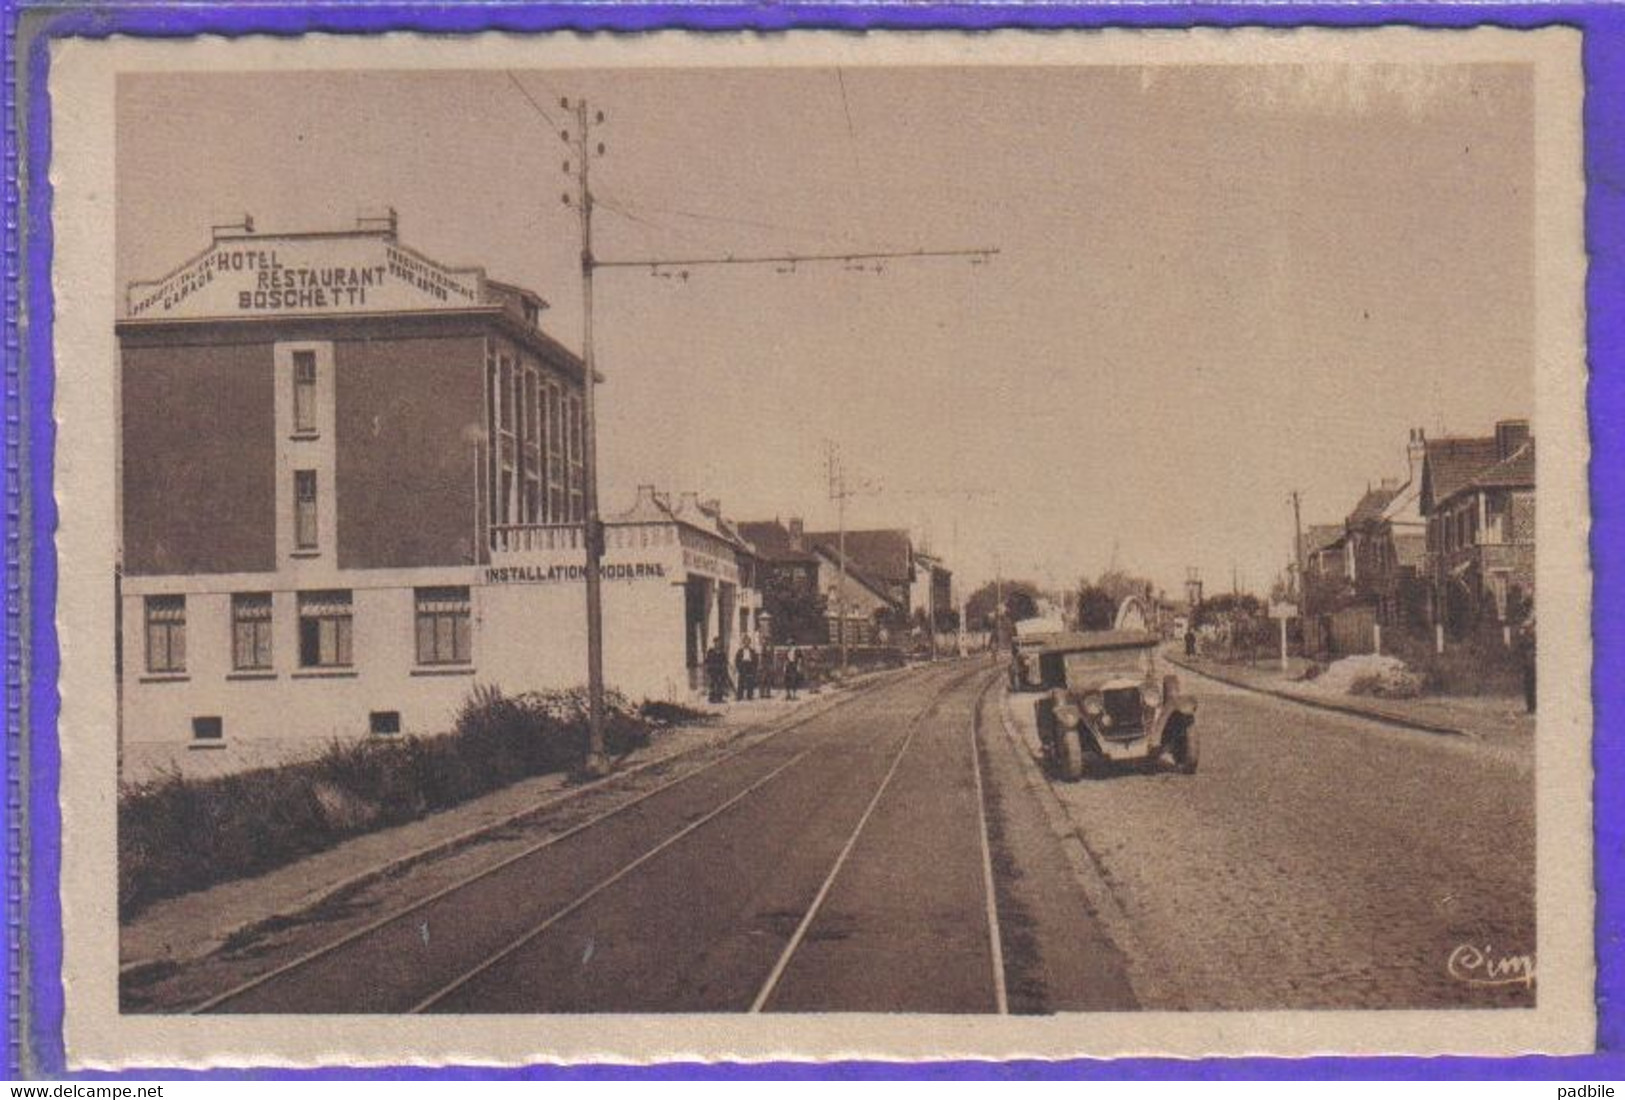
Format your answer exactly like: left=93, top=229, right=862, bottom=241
left=1002, top=668, right=1535, bottom=1010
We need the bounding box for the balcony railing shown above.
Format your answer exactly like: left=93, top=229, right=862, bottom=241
left=490, top=523, right=584, bottom=554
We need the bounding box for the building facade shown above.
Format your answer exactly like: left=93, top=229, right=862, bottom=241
left=119, top=218, right=758, bottom=779
left=1420, top=420, right=1536, bottom=637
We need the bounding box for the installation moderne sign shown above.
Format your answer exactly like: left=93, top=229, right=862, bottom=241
left=484, top=562, right=671, bottom=585
left=126, top=233, right=486, bottom=319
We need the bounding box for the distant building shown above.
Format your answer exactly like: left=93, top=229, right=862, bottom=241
left=1343, top=429, right=1430, bottom=628
left=805, top=527, right=916, bottom=614
left=812, top=542, right=900, bottom=645
left=1300, top=524, right=1349, bottom=590
left=910, top=549, right=955, bottom=632
left=736, top=518, right=825, bottom=645
left=1419, top=420, right=1536, bottom=637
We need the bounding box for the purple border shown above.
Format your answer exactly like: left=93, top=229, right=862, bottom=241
left=7, top=0, right=1622, bottom=1080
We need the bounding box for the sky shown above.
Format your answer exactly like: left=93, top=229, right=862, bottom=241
left=116, top=61, right=1535, bottom=600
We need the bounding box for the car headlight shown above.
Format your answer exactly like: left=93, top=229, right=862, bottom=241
left=1081, top=693, right=1104, bottom=717
left=1140, top=686, right=1162, bottom=709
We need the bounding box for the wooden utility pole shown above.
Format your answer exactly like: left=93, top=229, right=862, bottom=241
left=1291, top=489, right=1307, bottom=612
left=827, top=442, right=850, bottom=671
left=572, top=99, right=609, bottom=778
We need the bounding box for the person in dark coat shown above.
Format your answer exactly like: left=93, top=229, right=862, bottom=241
left=704, top=639, right=730, bottom=704
left=1184, top=627, right=1197, bottom=658
left=783, top=645, right=803, bottom=700
left=758, top=641, right=775, bottom=698
left=735, top=640, right=758, bottom=701
left=1516, top=612, right=1537, bottom=714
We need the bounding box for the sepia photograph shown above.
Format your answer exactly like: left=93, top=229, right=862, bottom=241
left=41, top=26, right=1591, bottom=1066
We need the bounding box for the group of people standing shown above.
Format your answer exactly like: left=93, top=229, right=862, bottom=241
left=702, top=636, right=805, bottom=704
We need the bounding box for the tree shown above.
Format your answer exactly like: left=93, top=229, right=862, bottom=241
left=1076, top=584, right=1117, bottom=630
left=761, top=568, right=828, bottom=645
left=1005, top=588, right=1039, bottom=623
left=964, top=580, right=1041, bottom=629
left=1192, top=591, right=1264, bottom=627
left=1094, top=568, right=1156, bottom=609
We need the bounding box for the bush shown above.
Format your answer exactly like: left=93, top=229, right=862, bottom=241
left=118, top=684, right=696, bottom=920
left=1384, top=630, right=1525, bottom=697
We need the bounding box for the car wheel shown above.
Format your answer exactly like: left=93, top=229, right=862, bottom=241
left=1056, top=726, right=1085, bottom=781
left=1172, top=723, right=1199, bottom=774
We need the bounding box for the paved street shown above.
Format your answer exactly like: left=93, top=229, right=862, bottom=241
left=1000, top=662, right=1535, bottom=1010
left=123, top=658, right=1532, bottom=1015
left=136, top=660, right=1046, bottom=1014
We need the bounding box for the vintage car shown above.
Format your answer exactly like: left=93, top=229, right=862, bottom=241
left=1032, top=630, right=1199, bottom=778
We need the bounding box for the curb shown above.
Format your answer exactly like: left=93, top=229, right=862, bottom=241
left=120, top=665, right=920, bottom=977
left=1164, top=655, right=1468, bottom=738
left=985, top=682, right=1171, bottom=1008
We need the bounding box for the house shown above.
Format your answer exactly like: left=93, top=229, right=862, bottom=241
left=1299, top=524, right=1349, bottom=595
left=736, top=518, right=825, bottom=645
left=812, top=542, right=902, bottom=645
left=805, top=527, right=916, bottom=614
left=1419, top=420, right=1536, bottom=637
left=1344, top=429, right=1430, bottom=628
left=739, top=519, right=922, bottom=645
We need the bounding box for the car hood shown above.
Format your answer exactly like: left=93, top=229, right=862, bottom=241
left=1072, top=675, right=1145, bottom=693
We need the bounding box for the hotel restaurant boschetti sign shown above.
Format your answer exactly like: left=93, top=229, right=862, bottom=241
left=126, top=234, right=486, bottom=319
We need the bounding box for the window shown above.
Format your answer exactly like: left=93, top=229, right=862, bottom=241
left=548, top=382, right=564, bottom=455
left=499, top=358, right=514, bottom=432
left=1484, top=491, right=1509, bottom=545
left=294, top=470, right=319, bottom=550
left=192, top=716, right=223, bottom=742
left=144, top=595, right=186, bottom=674
left=292, top=351, right=318, bottom=434
left=370, top=711, right=401, bottom=736
left=567, top=394, right=583, bottom=462
left=416, top=586, right=472, bottom=665
left=526, top=372, right=540, bottom=448
left=231, top=592, right=274, bottom=671
left=298, top=590, right=353, bottom=668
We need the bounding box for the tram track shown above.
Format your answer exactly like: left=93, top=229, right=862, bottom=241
left=194, top=659, right=991, bottom=1014
left=187, top=665, right=918, bottom=1014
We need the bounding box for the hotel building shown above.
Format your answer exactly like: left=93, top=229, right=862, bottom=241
left=118, top=216, right=760, bottom=779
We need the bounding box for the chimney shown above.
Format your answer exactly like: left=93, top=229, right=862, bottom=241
left=1380, top=477, right=1399, bottom=491
left=1407, top=428, right=1426, bottom=485
left=1495, top=419, right=1531, bottom=460
left=703, top=498, right=721, bottom=517
left=787, top=517, right=804, bottom=551
left=678, top=491, right=701, bottom=515
left=634, top=484, right=659, bottom=509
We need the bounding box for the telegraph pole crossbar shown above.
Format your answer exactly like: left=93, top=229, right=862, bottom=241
left=592, top=246, right=999, bottom=272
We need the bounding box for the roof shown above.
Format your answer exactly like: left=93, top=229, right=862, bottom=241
left=1421, top=436, right=1502, bottom=512
left=1032, top=629, right=1159, bottom=654
left=1300, top=525, right=1344, bottom=558
left=1467, top=440, right=1535, bottom=492
left=736, top=520, right=820, bottom=565
left=1378, top=479, right=1424, bottom=528
left=609, top=486, right=750, bottom=552
left=811, top=542, right=899, bottom=607
left=1347, top=484, right=1401, bottom=527
left=805, top=528, right=914, bottom=585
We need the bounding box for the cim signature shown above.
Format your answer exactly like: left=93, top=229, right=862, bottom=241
left=1447, top=943, right=1536, bottom=989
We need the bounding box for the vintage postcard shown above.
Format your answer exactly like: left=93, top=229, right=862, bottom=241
left=45, top=26, right=1589, bottom=1067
